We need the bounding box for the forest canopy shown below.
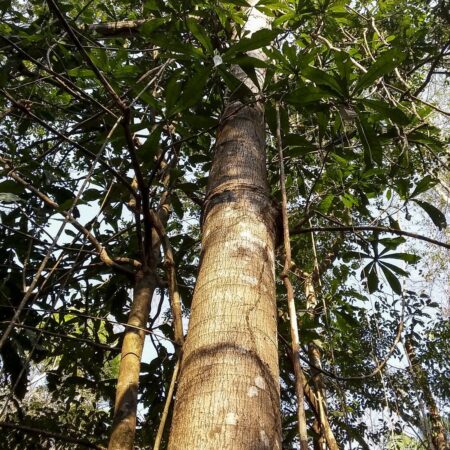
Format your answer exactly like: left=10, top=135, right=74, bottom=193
left=0, top=0, right=449, bottom=449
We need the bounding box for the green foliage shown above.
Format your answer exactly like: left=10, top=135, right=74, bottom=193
left=0, top=0, right=448, bottom=448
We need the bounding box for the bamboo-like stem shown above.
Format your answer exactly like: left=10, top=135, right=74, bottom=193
left=153, top=360, right=180, bottom=450
left=275, top=101, right=308, bottom=450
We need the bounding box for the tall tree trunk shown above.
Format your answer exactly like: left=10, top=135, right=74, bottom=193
left=109, top=166, right=173, bottom=449
left=168, top=101, right=281, bottom=449
left=108, top=266, right=157, bottom=450
left=405, top=338, right=448, bottom=450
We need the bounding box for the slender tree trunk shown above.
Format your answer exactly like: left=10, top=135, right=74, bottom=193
left=168, top=101, right=281, bottom=449
left=298, top=269, right=339, bottom=450
left=405, top=339, right=448, bottom=450
left=109, top=161, right=174, bottom=449
left=305, top=273, right=326, bottom=450
left=276, top=101, right=308, bottom=450
left=108, top=266, right=157, bottom=450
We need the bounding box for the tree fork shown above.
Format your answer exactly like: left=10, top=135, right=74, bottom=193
left=168, top=101, right=281, bottom=449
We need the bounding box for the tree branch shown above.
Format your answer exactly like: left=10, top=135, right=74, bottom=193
left=84, top=20, right=146, bottom=36
left=149, top=210, right=184, bottom=348
left=0, top=421, right=106, bottom=449
left=413, top=41, right=450, bottom=97
left=0, top=35, right=116, bottom=118
left=291, top=225, right=450, bottom=250
left=0, top=159, right=137, bottom=276
left=1, top=90, right=134, bottom=196
left=123, top=113, right=153, bottom=262
left=276, top=101, right=308, bottom=450
left=46, top=0, right=127, bottom=110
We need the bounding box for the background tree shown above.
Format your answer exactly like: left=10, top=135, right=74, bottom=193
left=0, top=0, right=449, bottom=448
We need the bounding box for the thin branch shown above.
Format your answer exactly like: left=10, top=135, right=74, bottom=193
left=149, top=211, right=185, bottom=348
left=0, top=35, right=116, bottom=118
left=279, top=334, right=339, bottom=450
left=1, top=90, right=134, bottom=196
left=152, top=359, right=180, bottom=450
left=0, top=421, right=106, bottom=450
left=0, top=160, right=137, bottom=276
left=290, top=225, right=450, bottom=250
left=297, top=308, right=404, bottom=381
left=0, top=305, right=175, bottom=344
left=84, top=20, right=146, bottom=36
left=413, top=41, right=450, bottom=97
left=0, top=321, right=119, bottom=352
left=46, top=0, right=127, bottom=110
left=276, top=101, right=308, bottom=450
left=387, top=83, right=450, bottom=117
left=123, top=113, right=153, bottom=262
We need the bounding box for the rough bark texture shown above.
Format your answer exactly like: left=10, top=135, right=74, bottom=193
left=108, top=267, right=156, bottom=450
left=168, top=102, right=281, bottom=450
left=405, top=339, right=448, bottom=450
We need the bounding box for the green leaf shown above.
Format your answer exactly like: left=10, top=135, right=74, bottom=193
left=335, top=309, right=359, bottom=331
left=413, top=200, right=447, bottom=230
left=171, top=66, right=209, bottom=115
left=151, top=35, right=204, bottom=58
left=377, top=261, right=408, bottom=278
left=51, top=187, right=75, bottom=205
left=340, top=193, right=358, bottom=208
left=225, top=0, right=249, bottom=5
left=302, top=66, right=345, bottom=97
left=354, top=49, right=405, bottom=93
left=283, top=134, right=317, bottom=156
left=356, top=115, right=383, bottom=165
left=165, top=71, right=183, bottom=115
left=0, top=192, right=22, bottom=203
left=317, top=194, right=334, bottom=213
left=362, top=262, right=378, bottom=293
left=183, top=112, right=218, bottom=129
left=143, top=0, right=163, bottom=12
left=284, top=134, right=315, bottom=148
left=285, top=86, right=333, bottom=106
left=218, top=66, right=253, bottom=99
left=380, top=264, right=402, bottom=295
left=360, top=99, right=410, bottom=125
left=408, top=131, right=442, bottom=149
left=233, top=55, right=269, bottom=68
left=224, top=29, right=280, bottom=58
left=171, top=193, right=184, bottom=219
left=67, top=68, right=95, bottom=78
left=83, top=188, right=101, bottom=202
left=187, top=17, right=213, bottom=54
left=410, top=175, right=437, bottom=198
left=0, top=0, right=11, bottom=14
left=0, top=180, right=24, bottom=195
left=139, top=125, right=161, bottom=165
left=141, top=18, right=166, bottom=35
left=380, top=252, right=420, bottom=264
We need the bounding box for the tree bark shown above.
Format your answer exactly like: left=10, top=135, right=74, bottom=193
left=168, top=101, right=281, bottom=449
left=405, top=339, right=448, bottom=450
left=108, top=267, right=157, bottom=450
